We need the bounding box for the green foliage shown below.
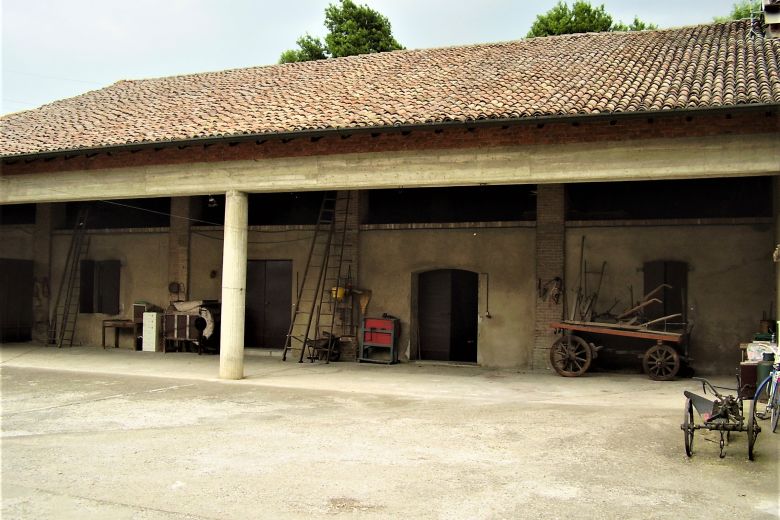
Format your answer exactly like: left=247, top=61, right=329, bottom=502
left=323, top=0, right=403, bottom=58
left=713, top=1, right=759, bottom=22
left=279, top=0, right=403, bottom=64
left=527, top=1, right=657, bottom=38
left=279, top=35, right=328, bottom=63
left=612, top=17, right=659, bottom=32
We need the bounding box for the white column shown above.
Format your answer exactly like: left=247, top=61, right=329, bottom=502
left=219, top=190, right=248, bottom=380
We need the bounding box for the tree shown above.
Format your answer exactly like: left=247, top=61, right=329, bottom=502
left=527, top=1, right=657, bottom=38
left=714, top=1, right=759, bottom=22
left=279, top=35, right=328, bottom=63
left=612, top=16, right=657, bottom=32
left=279, top=0, right=403, bottom=63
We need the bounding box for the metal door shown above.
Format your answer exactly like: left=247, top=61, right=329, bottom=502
left=418, top=269, right=478, bottom=362
left=419, top=270, right=452, bottom=360
left=245, top=260, right=292, bottom=348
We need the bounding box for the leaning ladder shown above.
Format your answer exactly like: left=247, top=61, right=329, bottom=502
left=320, top=192, right=353, bottom=363
left=49, top=207, right=90, bottom=348
left=282, top=191, right=354, bottom=362
left=282, top=193, right=337, bottom=361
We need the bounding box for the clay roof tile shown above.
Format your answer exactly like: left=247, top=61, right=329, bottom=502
left=1, top=20, right=778, bottom=157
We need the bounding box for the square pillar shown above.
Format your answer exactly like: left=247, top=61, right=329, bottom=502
left=32, top=204, right=54, bottom=342
left=775, top=177, right=780, bottom=323
left=219, top=190, right=248, bottom=380
left=533, top=184, right=565, bottom=370
left=168, top=197, right=192, bottom=301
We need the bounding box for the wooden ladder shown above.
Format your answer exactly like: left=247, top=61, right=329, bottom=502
left=49, top=206, right=90, bottom=348
left=281, top=191, right=355, bottom=363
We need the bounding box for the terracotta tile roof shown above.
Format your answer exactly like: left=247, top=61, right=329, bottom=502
left=2, top=20, right=779, bottom=157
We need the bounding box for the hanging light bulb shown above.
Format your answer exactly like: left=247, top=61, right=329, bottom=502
left=207, top=195, right=217, bottom=208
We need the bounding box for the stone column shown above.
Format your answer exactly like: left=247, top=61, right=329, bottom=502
left=219, top=190, right=248, bottom=380
left=168, top=197, right=192, bottom=301
left=32, top=204, right=54, bottom=342
left=533, top=184, right=566, bottom=370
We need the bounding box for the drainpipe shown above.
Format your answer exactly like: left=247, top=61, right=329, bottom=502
left=219, top=190, right=248, bottom=380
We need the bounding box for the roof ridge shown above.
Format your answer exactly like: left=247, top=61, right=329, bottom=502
left=59, top=19, right=753, bottom=88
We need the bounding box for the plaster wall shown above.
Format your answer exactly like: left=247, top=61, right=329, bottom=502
left=564, top=224, right=775, bottom=374
left=50, top=232, right=169, bottom=348
left=189, top=228, right=314, bottom=305
left=0, top=226, right=34, bottom=260
left=359, top=228, right=536, bottom=368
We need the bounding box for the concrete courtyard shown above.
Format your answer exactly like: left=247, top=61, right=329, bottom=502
left=1, top=344, right=778, bottom=519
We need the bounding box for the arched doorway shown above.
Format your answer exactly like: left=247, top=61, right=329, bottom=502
left=417, top=269, right=478, bottom=362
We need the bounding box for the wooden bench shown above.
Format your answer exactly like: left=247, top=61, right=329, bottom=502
left=102, top=319, right=136, bottom=349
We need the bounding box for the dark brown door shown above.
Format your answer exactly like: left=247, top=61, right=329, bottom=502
left=419, top=270, right=452, bottom=360
left=0, top=259, right=34, bottom=342
left=643, top=260, right=687, bottom=326
left=245, top=260, right=292, bottom=348
left=450, top=270, right=478, bottom=362
left=418, top=269, right=478, bottom=362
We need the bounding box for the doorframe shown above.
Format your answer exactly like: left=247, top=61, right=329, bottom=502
left=410, top=266, right=486, bottom=364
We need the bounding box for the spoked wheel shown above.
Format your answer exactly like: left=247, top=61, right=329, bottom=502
left=643, top=343, right=680, bottom=381
left=549, top=335, right=592, bottom=377
left=747, top=398, right=759, bottom=461
left=682, top=397, right=695, bottom=457
left=771, top=381, right=779, bottom=434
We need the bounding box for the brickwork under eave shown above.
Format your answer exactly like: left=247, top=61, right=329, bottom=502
left=2, top=109, right=778, bottom=177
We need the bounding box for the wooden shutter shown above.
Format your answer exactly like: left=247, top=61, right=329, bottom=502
left=96, top=260, right=120, bottom=315
left=79, top=260, right=95, bottom=313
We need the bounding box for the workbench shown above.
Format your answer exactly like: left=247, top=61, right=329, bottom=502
left=102, top=319, right=136, bottom=349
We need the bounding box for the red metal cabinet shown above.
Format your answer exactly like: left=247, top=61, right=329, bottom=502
left=358, top=317, right=399, bottom=364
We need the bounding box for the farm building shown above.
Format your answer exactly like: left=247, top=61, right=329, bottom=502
left=1, top=19, right=778, bottom=379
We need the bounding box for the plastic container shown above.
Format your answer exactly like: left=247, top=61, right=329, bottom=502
left=757, top=354, right=773, bottom=389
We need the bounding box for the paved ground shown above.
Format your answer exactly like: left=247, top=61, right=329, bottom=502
left=1, top=344, right=778, bottom=519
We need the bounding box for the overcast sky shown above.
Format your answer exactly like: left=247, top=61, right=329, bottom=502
left=2, top=0, right=742, bottom=115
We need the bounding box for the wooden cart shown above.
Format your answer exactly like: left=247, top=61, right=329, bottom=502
left=549, top=320, right=689, bottom=380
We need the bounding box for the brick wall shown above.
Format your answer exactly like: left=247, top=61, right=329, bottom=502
left=533, top=184, right=565, bottom=370
left=4, top=109, right=777, bottom=177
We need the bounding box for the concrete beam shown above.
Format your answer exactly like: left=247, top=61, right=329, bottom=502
left=2, top=133, right=778, bottom=204
left=218, top=190, right=248, bottom=380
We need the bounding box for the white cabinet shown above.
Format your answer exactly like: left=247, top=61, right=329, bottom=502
left=142, top=312, right=163, bottom=352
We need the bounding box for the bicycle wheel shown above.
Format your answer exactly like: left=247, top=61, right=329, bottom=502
left=754, top=375, right=773, bottom=419
left=771, top=379, right=779, bottom=434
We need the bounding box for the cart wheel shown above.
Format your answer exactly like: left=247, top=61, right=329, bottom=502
left=747, top=398, right=759, bottom=461
left=549, top=335, right=592, bottom=377
left=643, top=343, right=680, bottom=381
left=683, top=397, right=694, bottom=457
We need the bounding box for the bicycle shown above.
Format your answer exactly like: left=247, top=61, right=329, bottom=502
left=754, top=358, right=779, bottom=434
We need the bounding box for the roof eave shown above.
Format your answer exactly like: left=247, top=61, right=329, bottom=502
left=3, top=103, right=778, bottom=163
